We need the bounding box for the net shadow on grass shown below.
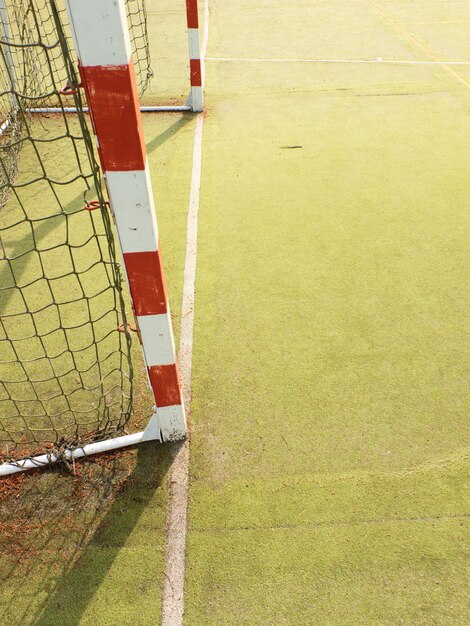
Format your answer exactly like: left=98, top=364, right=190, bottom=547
left=0, top=441, right=176, bottom=626
left=0, top=189, right=83, bottom=312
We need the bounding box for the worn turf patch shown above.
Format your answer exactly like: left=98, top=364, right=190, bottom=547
left=186, top=519, right=469, bottom=625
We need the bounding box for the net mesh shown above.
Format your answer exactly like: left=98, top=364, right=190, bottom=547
left=0, top=0, right=148, bottom=464
left=127, top=0, right=154, bottom=97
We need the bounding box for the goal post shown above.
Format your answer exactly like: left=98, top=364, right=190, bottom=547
left=65, top=0, right=186, bottom=439
left=0, top=0, right=193, bottom=476
left=0, top=0, right=16, bottom=112
left=186, top=0, right=203, bottom=112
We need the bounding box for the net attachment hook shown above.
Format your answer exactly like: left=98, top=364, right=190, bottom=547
left=60, top=80, right=83, bottom=96
left=118, top=323, right=138, bottom=334
left=84, top=200, right=110, bottom=211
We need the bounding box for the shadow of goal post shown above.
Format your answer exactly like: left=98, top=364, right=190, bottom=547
left=66, top=0, right=188, bottom=438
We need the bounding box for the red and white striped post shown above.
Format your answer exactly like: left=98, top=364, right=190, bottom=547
left=185, top=0, right=203, bottom=112
left=65, top=0, right=186, bottom=441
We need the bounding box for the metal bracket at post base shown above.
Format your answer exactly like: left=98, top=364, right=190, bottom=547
left=0, top=407, right=186, bottom=477
left=143, top=405, right=187, bottom=443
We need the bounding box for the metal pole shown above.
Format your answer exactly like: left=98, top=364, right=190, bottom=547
left=65, top=0, right=187, bottom=442
left=0, top=0, right=18, bottom=110
left=0, top=419, right=161, bottom=476
left=27, top=105, right=192, bottom=114
left=185, top=0, right=203, bottom=111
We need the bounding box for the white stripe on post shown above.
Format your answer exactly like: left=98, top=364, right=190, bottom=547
left=157, top=405, right=187, bottom=441
left=190, top=86, right=203, bottom=112
left=106, top=167, right=159, bottom=254
left=137, top=312, right=178, bottom=366
left=65, top=0, right=187, bottom=441
left=188, top=29, right=201, bottom=59
left=65, top=0, right=131, bottom=66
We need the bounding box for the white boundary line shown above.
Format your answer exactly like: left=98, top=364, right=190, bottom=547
left=161, top=1, right=209, bottom=624
left=206, top=56, right=470, bottom=66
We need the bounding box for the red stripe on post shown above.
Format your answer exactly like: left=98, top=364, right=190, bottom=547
left=123, top=250, right=168, bottom=316
left=148, top=364, right=182, bottom=407
left=185, top=0, right=199, bottom=28
left=80, top=62, right=146, bottom=171
left=189, top=59, right=202, bottom=87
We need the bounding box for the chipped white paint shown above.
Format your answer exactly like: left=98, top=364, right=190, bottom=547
left=106, top=166, right=159, bottom=254
left=65, top=0, right=131, bottom=66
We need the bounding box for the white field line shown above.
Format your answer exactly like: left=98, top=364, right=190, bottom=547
left=161, top=1, right=209, bottom=625
left=206, top=56, right=470, bottom=66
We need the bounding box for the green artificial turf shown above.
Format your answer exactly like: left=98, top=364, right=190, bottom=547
left=1, top=1, right=470, bottom=624
left=184, top=0, right=470, bottom=623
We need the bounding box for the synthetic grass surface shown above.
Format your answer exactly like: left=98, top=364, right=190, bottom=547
left=1, top=1, right=470, bottom=624
left=184, top=0, right=470, bottom=623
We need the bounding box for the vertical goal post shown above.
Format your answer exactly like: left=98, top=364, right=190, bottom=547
left=0, top=0, right=16, bottom=112
left=67, top=0, right=187, bottom=434
left=186, top=0, right=203, bottom=112
left=0, top=0, right=200, bottom=476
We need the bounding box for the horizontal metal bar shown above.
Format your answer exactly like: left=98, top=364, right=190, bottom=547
left=142, top=106, right=192, bottom=112
left=0, top=430, right=149, bottom=476
left=27, top=105, right=192, bottom=114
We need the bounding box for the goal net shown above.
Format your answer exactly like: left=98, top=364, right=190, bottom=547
left=0, top=0, right=157, bottom=466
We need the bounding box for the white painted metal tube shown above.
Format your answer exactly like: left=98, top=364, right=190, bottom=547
left=0, top=431, right=147, bottom=476
left=185, top=1, right=203, bottom=112
left=27, top=105, right=192, bottom=114
left=0, top=0, right=18, bottom=109
left=64, top=0, right=186, bottom=441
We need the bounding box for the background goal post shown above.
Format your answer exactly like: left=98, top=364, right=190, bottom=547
left=27, top=0, right=204, bottom=114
